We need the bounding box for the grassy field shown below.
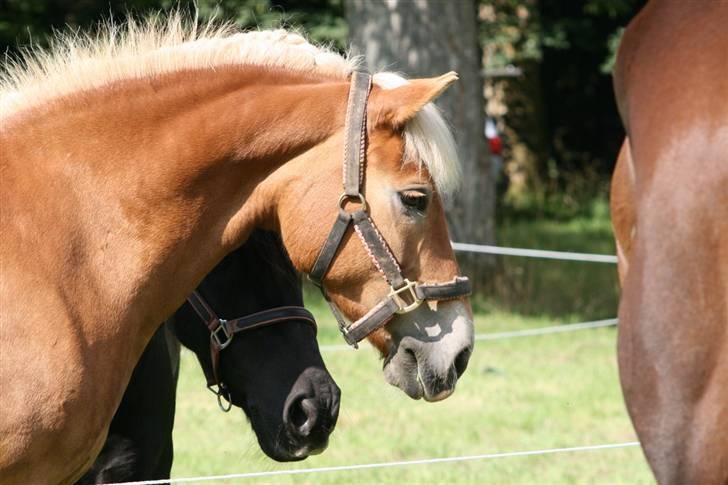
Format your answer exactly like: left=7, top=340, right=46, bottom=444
left=170, top=206, right=653, bottom=483
left=482, top=198, right=619, bottom=319
left=171, top=307, right=652, bottom=483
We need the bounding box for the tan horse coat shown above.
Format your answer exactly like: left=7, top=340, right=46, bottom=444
left=0, top=24, right=472, bottom=483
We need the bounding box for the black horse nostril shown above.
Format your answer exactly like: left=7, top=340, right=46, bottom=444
left=286, top=397, right=318, bottom=437
left=281, top=368, right=340, bottom=459
left=288, top=398, right=308, bottom=430
left=454, top=346, right=472, bottom=378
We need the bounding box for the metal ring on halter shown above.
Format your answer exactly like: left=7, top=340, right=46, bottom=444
left=338, top=192, right=367, bottom=214
left=208, top=383, right=233, bottom=413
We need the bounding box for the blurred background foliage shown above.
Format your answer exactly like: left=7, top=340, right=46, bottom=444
left=0, top=0, right=347, bottom=53
left=479, top=0, right=644, bottom=220
left=0, top=0, right=646, bottom=319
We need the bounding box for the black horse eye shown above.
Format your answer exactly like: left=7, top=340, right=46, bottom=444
left=398, top=189, right=430, bottom=213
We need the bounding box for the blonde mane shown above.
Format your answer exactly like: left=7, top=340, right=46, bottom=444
left=0, top=13, right=460, bottom=194
left=0, top=13, right=352, bottom=116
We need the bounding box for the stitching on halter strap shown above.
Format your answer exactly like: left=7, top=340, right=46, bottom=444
left=353, top=218, right=402, bottom=284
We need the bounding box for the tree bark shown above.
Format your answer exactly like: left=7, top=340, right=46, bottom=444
left=345, top=0, right=496, bottom=284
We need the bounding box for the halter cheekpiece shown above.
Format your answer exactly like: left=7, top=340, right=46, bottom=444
left=308, top=70, right=472, bottom=348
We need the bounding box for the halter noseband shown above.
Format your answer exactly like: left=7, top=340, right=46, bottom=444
left=308, top=70, right=472, bottom=348
left=186, top=291, right=317, bottom=412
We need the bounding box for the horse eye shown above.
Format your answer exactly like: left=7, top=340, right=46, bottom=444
left=398, top=189, right=430, bottom=213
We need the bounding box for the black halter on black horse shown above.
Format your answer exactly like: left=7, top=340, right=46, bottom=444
left=185, top=289, right=317, bottom=411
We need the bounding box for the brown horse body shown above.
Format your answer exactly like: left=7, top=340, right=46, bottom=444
left=611, top=1, right=728, bottom=482
left=0, top=25, right=473, bottom=483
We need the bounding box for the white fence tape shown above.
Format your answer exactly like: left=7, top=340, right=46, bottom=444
left=109, top=441, right=640, bottom=484
left=318, top=318, right=618, bottom=352
left=475, top=318, right=618, bottom=341
left=451, top=242, right=618, bottom=264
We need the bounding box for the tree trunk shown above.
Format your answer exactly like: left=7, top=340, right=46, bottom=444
left=345, top=0, right=496, bottom=285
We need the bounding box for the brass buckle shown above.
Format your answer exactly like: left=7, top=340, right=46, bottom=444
left=338, top=192, right=368, bottom=214
left=211, top=319, right=233, bottom=350
left=389, top=279, right=423, bottom=314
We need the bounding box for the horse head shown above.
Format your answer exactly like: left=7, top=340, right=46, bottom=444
left=172, top=231, right=339, bottom=461
left=264, top=71, right=474, bottom=402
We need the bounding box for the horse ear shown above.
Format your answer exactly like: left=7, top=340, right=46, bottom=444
left=369, top=72, right=459, bottom=129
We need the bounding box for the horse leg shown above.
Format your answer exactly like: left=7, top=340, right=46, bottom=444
left=617, top=170, right=728, bottom=484
left=153, top=323, right=182, bottom=479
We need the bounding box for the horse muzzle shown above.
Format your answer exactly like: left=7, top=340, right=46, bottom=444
left=279, top=367, right=340, bottom=460
left=382, top=300, right=474, bottom=401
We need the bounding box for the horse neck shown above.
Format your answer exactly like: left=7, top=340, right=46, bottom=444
left=3, top=66, right=347, bottom=343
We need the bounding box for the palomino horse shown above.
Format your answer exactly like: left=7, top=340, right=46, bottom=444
left=78, top=230, right=337, bottom=483
left=611, top=1, right=728, bottom=482
left=0, top=16, right=474, bottom=483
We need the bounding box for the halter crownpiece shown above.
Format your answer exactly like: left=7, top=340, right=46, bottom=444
left=308, top=70, right=472, bottom=348
left=186, top=290, right=317, bottom=412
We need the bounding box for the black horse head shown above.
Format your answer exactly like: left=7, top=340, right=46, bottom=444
left=171, top=231, right=340, bottom=461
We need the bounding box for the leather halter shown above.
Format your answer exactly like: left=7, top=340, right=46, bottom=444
left=186, top=290, right=317, bottom=411
left=308, top=70, right=472, bottom=348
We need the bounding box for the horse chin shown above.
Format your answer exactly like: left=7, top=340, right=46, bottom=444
left=383, top=350, right=458, bottom=402
left=242, top=410, right=298, bottom=462
left=251, top=421, right=327, bottom=462
left=261, top=443, right=310, bottom=463
left=383, top=349, right=424, bottom=400
left=277, top=429, right=329, bottom=461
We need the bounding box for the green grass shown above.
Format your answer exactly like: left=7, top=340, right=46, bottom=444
left=480, top=198, right=619, bottom=320
left=171, top=305, right=652, bottom=484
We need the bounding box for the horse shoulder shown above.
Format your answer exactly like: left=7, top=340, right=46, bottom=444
left=0, top=276, right=111, bottom=483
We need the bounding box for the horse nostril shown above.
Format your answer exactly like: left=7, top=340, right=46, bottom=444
left=282, top=368, right=339, bottom=459
left=454, top=346, right=472, bottom=378
left=288, top=399, right=308, bottom=430
left=286, top=397, right=317, bottom=437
